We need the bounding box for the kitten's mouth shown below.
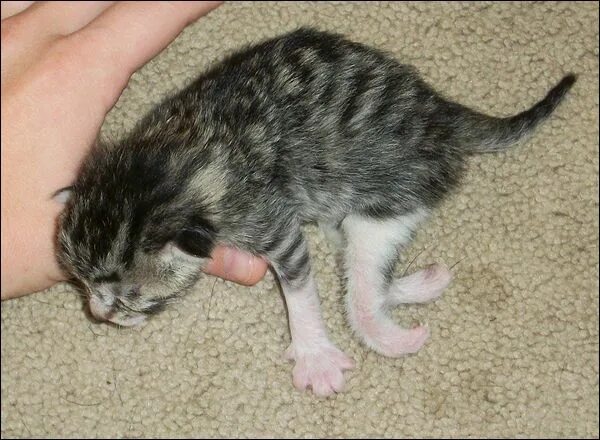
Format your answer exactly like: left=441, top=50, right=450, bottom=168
left=88, top=296, right=147, bottom=327
left=90, top=308, right=147, bottom=328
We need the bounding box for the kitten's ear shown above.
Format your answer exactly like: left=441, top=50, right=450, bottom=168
left=53, top=186, right=73, bottom=204
left=172, top=218, right=217, bottom=259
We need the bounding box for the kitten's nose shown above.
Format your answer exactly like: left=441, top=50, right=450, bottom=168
left=89, top=295, right=114, bottom=321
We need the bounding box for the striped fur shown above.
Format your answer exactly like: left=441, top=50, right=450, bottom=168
left=56, top=29, right=575, bottom=383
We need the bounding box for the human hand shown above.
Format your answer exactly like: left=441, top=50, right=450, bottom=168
left=1, top=1, right=268, bottom=300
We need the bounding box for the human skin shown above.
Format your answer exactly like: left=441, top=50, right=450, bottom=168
left=1, top=1, right=268, bottom=300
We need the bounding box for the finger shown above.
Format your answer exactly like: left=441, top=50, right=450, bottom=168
left=203, top=247, right=269, bottom=287
left=73, top=1, right=222, bottom=86
left=1, top=1, right=35, bottom=20
left=20, top=1, right=116, bottom=37
left=1, top=2, right=115, bottom=68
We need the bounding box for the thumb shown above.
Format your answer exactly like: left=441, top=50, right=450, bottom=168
left=203, top=246, right=268, bottom=286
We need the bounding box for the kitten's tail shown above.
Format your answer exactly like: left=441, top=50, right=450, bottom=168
left=456, top=74, right=576, bottom=154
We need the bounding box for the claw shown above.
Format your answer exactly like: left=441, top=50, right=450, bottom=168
left=286, top=344, right=354, bottom=396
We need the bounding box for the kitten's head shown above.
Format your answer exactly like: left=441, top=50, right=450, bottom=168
left=55, top=144, right=218, bottom=327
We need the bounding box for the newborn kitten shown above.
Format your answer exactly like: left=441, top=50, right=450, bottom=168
left=56, top=28, right=575, bottom=396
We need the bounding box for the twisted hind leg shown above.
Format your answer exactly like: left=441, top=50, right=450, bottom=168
left=342, top=211, right=442, bottom=357
left=386, top=263, right=452, bottom=306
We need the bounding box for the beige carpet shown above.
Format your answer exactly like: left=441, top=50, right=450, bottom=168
left=2, top=2, right=598, bottom=438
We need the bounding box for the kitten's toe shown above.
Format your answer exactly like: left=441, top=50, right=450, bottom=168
left=286, top=344, right=354, bottom=397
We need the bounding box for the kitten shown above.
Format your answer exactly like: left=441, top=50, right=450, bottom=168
left=56, top=28, right=576, bottom=396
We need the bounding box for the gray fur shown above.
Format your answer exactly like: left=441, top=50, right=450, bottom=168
left=56, top=28, right=575, bottom=326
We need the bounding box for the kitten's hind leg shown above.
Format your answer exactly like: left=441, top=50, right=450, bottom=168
left=267, top=227, right=354, bottom=396
left=342, top=211, right=436, bottom=358
left=385, top=263, right=452, bottom=306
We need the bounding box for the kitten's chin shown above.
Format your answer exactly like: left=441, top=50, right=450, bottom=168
left=109, top=314, right=147, bottom=328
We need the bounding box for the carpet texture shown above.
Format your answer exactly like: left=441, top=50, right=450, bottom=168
left=2, top=2, right=598, bottom=438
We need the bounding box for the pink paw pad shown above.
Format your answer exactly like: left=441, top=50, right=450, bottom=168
left=285, top=345, right=354, bottom=397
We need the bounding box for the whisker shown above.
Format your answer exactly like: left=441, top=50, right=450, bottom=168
left=114, top=299, right=141, bottom=314
left=401, top=245, right=430, bottom=277
left=449, top=257, right=466, bottom=271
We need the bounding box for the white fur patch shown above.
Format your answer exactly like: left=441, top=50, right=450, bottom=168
left=281, top=275, right=354, bottom=396
left=342, top=210, right=435, bottom=357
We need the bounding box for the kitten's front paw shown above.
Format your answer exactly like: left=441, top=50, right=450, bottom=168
left=284, top=344, right=354, bottom=397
